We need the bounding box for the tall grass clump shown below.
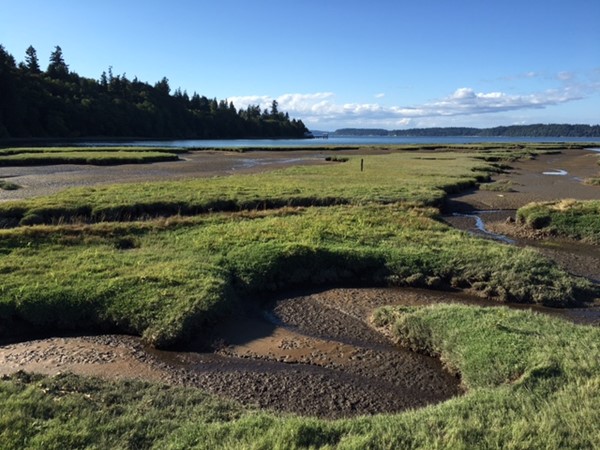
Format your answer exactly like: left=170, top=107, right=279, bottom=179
left=516, top=199, right=600, bottom=243
left=0, top=180, right=21, bottom=190
left=479, top=179, right=517, bottom=192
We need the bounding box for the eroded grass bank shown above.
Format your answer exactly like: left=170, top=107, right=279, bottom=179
left=1, top=204, right=596, bottom=347
left=517, top=199, right=600, bottom=244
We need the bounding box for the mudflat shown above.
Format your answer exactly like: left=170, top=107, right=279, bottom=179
left=444, top=148, right=600, bottom=284
left=449, top=149, right=600, bottom=211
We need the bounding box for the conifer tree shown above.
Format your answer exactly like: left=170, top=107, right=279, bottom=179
left=47, top=45, right=69, bottom=78
left=24, top=45, right=40, bottom=73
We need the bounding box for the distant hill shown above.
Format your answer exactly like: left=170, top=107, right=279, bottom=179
left=335, top=124, right=600, bottom=138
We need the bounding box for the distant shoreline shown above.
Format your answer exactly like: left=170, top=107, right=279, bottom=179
left=2, top=135, right=599, bottom=150
left=333, top=124, right=600, bottom=138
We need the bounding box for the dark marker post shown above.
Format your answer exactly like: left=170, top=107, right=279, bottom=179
left=361, top=158, right=364, bottom=172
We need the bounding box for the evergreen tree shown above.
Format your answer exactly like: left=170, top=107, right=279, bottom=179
left=0, top=45, right=23, bottom=137
left=47, top=45, right=69, bottom=78
left=154, top=77, right=170, bottom=95
left=24, top=45, right=40, bottom=73
left=0, top=44, right=16, bottom=70
left=100, top=71, right=108, bottom=88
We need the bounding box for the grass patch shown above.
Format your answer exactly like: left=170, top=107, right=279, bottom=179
left=0, top=180, right=21, bottom=191
left=516, top=199, right=600, bottom=243
left=479, top=179, right=518, bottom=192
left=0, top=371, right=247, bottom=450
left=473, top=148, right=561, bottom=163
left=0, top=152, right=488, bottom=226
left=583, top=152, right=600, bottom=186
left=0, top=149, right=181, bottom=166
left=324, top=155, right=350, bottom=162
left=195, top=145, right=362, bottom=152
left=1, top=305, right=599, bottom=449
left=0, top=146, right=189, bottom=156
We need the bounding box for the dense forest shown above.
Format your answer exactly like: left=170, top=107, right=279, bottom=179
left=0, top=45, right=309, bottom=140
left=335, top=124, right=600, bottom=137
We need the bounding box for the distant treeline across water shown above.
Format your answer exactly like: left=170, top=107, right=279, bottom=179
left=335, top=124, right=600, bottom=138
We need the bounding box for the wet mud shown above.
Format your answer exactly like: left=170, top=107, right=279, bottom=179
left=0, top=289, right=468, bottom=418
left=2, top=287, right=598, bottom=418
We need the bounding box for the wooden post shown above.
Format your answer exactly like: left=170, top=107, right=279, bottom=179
left=360, top=159, right=364, bottom=172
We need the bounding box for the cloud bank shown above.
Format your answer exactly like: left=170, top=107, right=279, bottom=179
left=228, top=72, right=599, bottom=129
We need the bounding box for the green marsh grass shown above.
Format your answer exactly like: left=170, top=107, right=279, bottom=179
left=0, top=205, right=595, bottom=347
left=0, top=152, right=489, bottom=226
left=0, top=146, right=189, bottom=155
left=584, top=177, right=600, bottom=186
left=0, top=150, right=181, bottom=166
left=517, top=199, right=600, bottom=244
left=0, top=151, right=597, bottom=347
left=479, top=179, right=518, bottom=192
left=0, top=180, right=21, bottom=190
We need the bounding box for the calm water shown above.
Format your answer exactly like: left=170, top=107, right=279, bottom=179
left=83, top=136, right=600, bottom=149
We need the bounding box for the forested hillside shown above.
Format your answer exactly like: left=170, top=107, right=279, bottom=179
left=0, top=45, right=308, bottom=139
left=336, top=124, right=600, bottom=137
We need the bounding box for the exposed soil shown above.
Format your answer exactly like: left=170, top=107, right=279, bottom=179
left=446, top=149, right=600, bottom=212
left=1, top=147, right=599, bottom=418
left=0, top=289, right=466, bottom=418
left=0, top=335, right=169, bottom=382
left=2, top=287, right=598, bottom=418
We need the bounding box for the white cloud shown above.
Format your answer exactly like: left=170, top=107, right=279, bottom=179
left=374, top=93, right=385, bottom=99
left=557, top=71, right=575, bottom=81
left=450, top=88, right=477, bottom=100
left=227, top=74, right=598, bottom=129
left=499, top=71, right=540, bottom=82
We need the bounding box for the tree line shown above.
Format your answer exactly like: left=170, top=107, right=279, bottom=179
left=335, top=124, right=600, bottom=137
left=0, top=45, right=309, bottom=140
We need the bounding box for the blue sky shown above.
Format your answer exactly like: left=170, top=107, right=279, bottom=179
left=2, top=0, right=599, bottom=130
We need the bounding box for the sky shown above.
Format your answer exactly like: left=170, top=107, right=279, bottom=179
left=1, top=0, right=599, bottom=130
